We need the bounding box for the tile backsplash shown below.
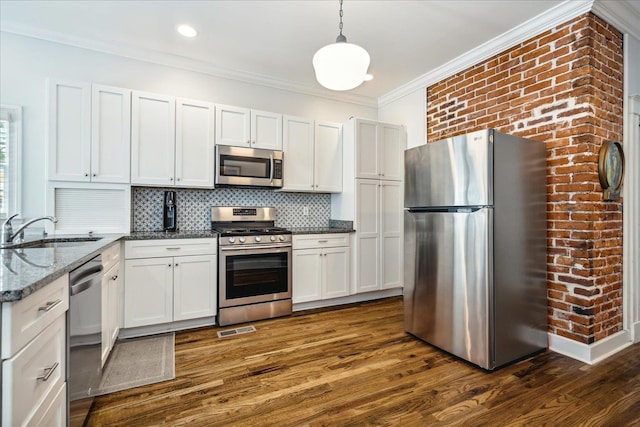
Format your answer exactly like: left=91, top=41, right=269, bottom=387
left=132, top=187, right=331, bottom=232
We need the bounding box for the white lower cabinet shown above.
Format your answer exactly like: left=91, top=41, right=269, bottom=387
left=123, top=239, right=217, bottom=328
left=2, top=309, right=67, bottom=427
left=292, top=234, right=350, bottom=303
left=101, top=262, right=121, bottom=366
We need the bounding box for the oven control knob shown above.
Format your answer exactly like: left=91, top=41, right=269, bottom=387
left=239, top=237, right=246, bottom=244
left=270, top=236, right=276, bottom=242
left=228, top=237, right=235, bottom=244
left=279, top=235, right=286, bottom=242
left=255, top=236, right=262, bottom=242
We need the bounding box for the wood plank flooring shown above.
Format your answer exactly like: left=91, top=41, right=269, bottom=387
left=87, top=297, right=640, bottom=426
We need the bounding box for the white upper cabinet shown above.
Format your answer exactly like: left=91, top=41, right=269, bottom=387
left=49, top=81, right=130, bottom=183
left=131, top=91, right=176, bottom=186
left=282, top=115, right=315, bottom=191
left=281, top=116, right=342, bottom=193
left=91, top=85, right=131, bottom=183
left=251, top=110, right=283, bottom=150
left=215, top=104, right=282, bottom=150
left=176, top=99, right=215, bottom=187
left=131, top=92, right=214, bottom=187
left=353, top=118, right=404, bottom=181
left=314, top=121, right=343, bottom=193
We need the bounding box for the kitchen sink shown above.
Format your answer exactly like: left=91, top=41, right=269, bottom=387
left=2, top=237, right=103, bottom=250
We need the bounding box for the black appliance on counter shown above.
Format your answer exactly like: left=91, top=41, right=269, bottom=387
left=163, top=191, right=177, bottom=231
left=211, top=206, right=292, bottom=326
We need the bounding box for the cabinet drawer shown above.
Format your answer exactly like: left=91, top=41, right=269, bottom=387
left=124, top=238, right=216, bottom=259
left=1, top=275, right=69, bottom=359
left=102, top=242, right=121, bottom=271
left=2, top=314, right=66, bottom=427
left=293, top=234, right=350, bottom=250
left=26, top=382, right=66, bottom=427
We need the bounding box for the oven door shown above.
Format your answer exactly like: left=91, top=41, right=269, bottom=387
left=219, top=244, right=292, bottom=308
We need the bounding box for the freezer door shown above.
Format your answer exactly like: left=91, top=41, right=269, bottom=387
left=405, top=129, right=492, bottom=208
left=404, top=208, right=493, bottom=369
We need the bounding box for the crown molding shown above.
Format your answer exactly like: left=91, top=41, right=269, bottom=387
left=377, top=0, right=594, bottom=107
left=592, top=0, right=640, bottom=40
left=1, top=22, right=378, bottom=109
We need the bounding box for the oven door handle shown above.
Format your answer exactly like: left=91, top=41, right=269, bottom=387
left=220, top=244, right=291, bottom=251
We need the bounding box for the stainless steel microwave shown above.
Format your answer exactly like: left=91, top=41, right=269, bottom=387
left=215, top=145, right=283, bottom=188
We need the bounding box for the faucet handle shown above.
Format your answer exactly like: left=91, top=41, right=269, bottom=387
left=3, top=213, right=19, bottom=229
left=2, top=214, right=19, bottom=244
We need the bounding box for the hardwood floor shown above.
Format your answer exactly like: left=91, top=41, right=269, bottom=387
left=87, top=297, right=640, bottom=426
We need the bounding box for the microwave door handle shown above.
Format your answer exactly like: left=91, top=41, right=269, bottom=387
left=269, top=154, right=274, bottom=183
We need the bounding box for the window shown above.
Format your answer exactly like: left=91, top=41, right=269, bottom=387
left=0, top=105, right=21, bottom=219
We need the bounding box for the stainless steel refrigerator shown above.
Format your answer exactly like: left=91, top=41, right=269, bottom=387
left=404, top=129, right=547, bottom=370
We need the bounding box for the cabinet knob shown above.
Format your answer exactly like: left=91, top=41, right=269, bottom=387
left=84, top=173, right=89, bottom=177
left=92, top=173, right=97, bottom=177
left=176, top=178, right=181, bottom=182
left=168, top=264, right=172, bottom=267
left=247, top=140, right=251, bottom=145
left=252, top=140, right=256, bottom=145
left=169, top=177, right=174, bottom=181
left=175, top=263, right=179, bottom=267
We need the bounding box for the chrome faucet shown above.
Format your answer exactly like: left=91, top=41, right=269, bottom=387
left=1, top=214, right=58, bottom=245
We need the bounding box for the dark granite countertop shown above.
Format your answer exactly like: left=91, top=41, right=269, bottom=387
left=0, top=234, right=123, bottom=302
left=289, top=227, right=355, bottom=234
left=125, top=230, right=219, bottom=240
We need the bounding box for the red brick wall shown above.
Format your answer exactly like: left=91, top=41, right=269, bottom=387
left=426, top=13, right=624, bottom=345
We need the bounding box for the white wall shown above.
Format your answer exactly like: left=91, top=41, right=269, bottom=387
left=378, top=88, right=426, bottom=149
left=0, top=32, right=378, bottom=217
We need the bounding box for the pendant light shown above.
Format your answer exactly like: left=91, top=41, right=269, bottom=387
left=312, top=0, right=370, bottom=91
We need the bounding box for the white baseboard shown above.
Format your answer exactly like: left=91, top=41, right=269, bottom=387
left=548, top=330, right=633, bottom=364
left=293, top=288, right=403, bottom=312
left=633, top=322, right=640, bottom=343
left=119, top=316, right=216, bottom=339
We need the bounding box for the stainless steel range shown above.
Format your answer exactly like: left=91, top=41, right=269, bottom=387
left=211, top=207, right=292, bottom=326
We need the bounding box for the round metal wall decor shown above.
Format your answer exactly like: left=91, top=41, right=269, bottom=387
left=598, top=140, right=625, bottom=201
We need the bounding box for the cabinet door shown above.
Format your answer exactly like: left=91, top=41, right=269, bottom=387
left=323, top=246, right=350, bottom=299
left=314, top=121, right=343, bottom=193
left=380, top=123, right=404, bottom=181
left=176, top=99, right=215, bottom=187
left=282, top=115, right=315, bottom=191
left=173, top=255, right=217, bottom=321
left=354, top=179, right=380, bottom=293
left=215, top=104, right=251, bottom=147
left=251, top=110, right=282, bottom=150
left=381, top=181, right=403, bottom=289
left=101, top=262, right=120, bottom=367
left=292, top=248, right=322, bottom=303
left=131, top=91, right=176, bottom=185
left=108, top=263, right=121, bottom=349
left=48, top=80, right=91, bottom=181
left=124, top=257, right=173, bottom=327
left=91, top=85, right=131, bottom=183
left=354, top=119, right=380, bottom=179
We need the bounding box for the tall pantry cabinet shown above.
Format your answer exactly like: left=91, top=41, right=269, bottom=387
left=331, top=118, right=405, bottom=294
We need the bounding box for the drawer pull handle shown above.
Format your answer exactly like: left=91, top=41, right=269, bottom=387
left=111, top=275, right=118, bottom=281
left=166, top=247, right=181, bottom=251
left=37, top=362, right=59, bottom=382
left=38, top=299, right=62, bottom=313
left=318, top=240, right=328, bottom=243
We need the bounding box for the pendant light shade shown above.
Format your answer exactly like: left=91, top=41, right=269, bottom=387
left=313, top=0, right=370, bottom=91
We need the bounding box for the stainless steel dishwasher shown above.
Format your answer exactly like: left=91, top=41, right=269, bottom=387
left=67, top=255, right=103, bottom=427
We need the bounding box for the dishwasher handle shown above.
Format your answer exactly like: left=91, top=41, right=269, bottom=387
left=70, top=265, right=103, bottom=296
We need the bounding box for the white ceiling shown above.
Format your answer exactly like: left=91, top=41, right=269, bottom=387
left=1, top=1, right=637, bottom=103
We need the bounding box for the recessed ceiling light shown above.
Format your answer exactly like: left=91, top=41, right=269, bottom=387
left=177, top=24, right=197, bottom=38
left=364, top=74, right=374, bottom=81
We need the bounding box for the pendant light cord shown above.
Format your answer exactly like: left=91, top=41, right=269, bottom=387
left=336, top=0, right=347, bottom=43
left=339, top=0, right=344, bottom=36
